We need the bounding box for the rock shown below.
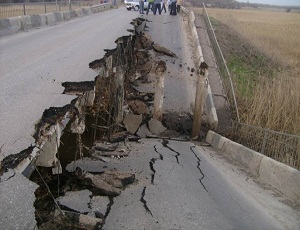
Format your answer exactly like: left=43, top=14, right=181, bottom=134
left=56, top=190, right=92, bottom=214
left=148, top=118, right=167, bottom=135
left=128, top=100, right=149, bottom=115
left=136, top=124, right=154, bottom=138
left=123, top=114, right=143, bottom=134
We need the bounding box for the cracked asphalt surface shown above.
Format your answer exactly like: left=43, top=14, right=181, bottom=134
left=1, top=7, right=299, bottom=230
left=93, top=138, right=297, bottom=230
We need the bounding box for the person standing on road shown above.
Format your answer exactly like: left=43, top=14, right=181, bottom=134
left=146, top=0, right=155, bottom=15
left=161, top=0, right=167, bottom=13
left=167, top=0, right=171, bottom=11
left=153, top=0, right=162, bottom=15
left=139, top=0, right=145, bottom=14
left=170, top=0, right=177, bottom=15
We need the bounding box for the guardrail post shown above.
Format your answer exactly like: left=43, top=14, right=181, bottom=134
left=45, top=4, right=47, bottom=14
left=23, top=4, right=26, bottom=15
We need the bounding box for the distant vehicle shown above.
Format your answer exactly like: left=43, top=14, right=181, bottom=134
left=124, top=0, right=149, bottom=11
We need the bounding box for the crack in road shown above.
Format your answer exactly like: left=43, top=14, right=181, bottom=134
left=190, top=146, right=208, bottom=192
left=162, top=139, right=181, bottom=165
left=0, top=170, right=16, bottom=183
left=140, top=186, right=153, bottom=216
left=154, top=145, right=164, bottom=160
left=149, top=145, right=165, bottom=184
left=149, top=158, right=158, bottom=184
left=104, top=197, right=114, bottom=218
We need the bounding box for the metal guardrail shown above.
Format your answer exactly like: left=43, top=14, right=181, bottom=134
left=0, top=0, right=112, bottom=19
left=232, top=122, right=300, bottom=170
left=201, top=4, right=300, bottom=170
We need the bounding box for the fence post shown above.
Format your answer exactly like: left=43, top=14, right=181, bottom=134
left=45, top=4, right=47, bottom=14
left=261, top=129, right=268, bottom=155
left=23, top=4, right=26, bottom=15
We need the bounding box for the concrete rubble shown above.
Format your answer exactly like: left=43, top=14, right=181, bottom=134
left=56, top=189, right=93, bottom=214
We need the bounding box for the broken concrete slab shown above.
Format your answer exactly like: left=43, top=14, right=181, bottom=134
left=0, top=170, right=38, bottom=230
left=66, top=158, right=106, bottom=173
left=123, top=114, right=143, bottom=134
left=152, top=43, right=177, bottom=57
left=56, top=189, right=92, bottom=214
left=75, top=168, right=121, bottom=197
left=136, top=123, right=154, bottom=138
left=90, top=196, right=110, bottom=217
left=128, top=100, right=149, bottom=115
left=61, top=81, right=94, bottom=95
left=99, top=170, right=135, bottom=188
left=35, top=127, right=59, bottom=167
left=54, top=210, right=104, bottom=229
left=148, top=118, right=167, bottom=136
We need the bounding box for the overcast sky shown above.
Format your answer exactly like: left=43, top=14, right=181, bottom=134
left=238, top=0, right=300, bottom=6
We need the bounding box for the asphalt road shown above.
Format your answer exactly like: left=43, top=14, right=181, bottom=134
left=1, top=8, right=299, bottom=230
left=0, top=8, right=137, bottom=159
left=68, top=138, right=299, bottom=230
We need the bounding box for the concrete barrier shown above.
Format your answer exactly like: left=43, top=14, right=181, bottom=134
left=182, top=7, right=218, bottom=130
left=0, top=4, right=112, bottom=37
left=63, top=11, right=71, bottom=21
left=30, top=15, right=42, bottom=28
left=45, top=13, right=57, bottom=26
left=206, top=130, right=300, bottom=203
left=54, top=12, right=63, bottom=23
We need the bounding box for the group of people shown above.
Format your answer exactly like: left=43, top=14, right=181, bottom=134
left=139, top=0, right=181, bottom=16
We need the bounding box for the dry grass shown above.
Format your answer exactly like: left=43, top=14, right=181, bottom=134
left=206, top=8, right=300, bottom=72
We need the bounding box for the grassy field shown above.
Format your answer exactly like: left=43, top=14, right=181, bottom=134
left=194, top=8, right=300, bottom=136
left=205, top=8, right=300, bottom=71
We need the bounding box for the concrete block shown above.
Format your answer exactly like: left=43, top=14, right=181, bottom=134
left=259, top=157, right=300, bottom=203
left=70, top=10, right=77, bottom=18
left=222, top=139, right=263, bottom=176
left=0, top=18, right=18, bottom=37
left=39, top=14, right=47, bottom=27
left=205, top=130, right=214, bottom=144
left=63, top=11, right=71, bottom=21
left=45, top=13, right=56, bottom=26
left=54, top=12, right=63, bottom=22
left=30, top=15, right=42, bottom=28
left=86, top=7, right=93, bottom=15
left=19, top=15, right=32, bottom=31
left=75, top=9, right=83, bottom=17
